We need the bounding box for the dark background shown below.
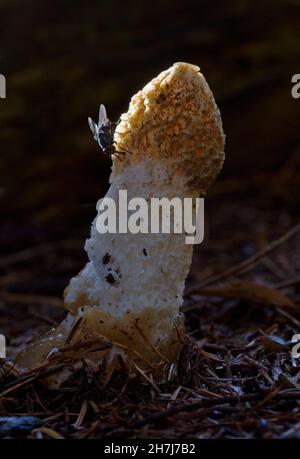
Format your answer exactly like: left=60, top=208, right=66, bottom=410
left=1, top=1, right=300, bottom=439
left=0, top=0, right=300, bottom=306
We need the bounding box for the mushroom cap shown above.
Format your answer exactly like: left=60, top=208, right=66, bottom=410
left=114, top=62, right=225, bottom=194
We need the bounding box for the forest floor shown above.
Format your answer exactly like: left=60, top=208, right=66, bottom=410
left=1, top=170, right=300, bottom=439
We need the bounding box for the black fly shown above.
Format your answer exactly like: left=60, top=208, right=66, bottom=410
left=88, top=104, right=131, bottom=159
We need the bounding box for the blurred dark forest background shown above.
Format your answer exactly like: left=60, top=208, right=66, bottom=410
left=1, top=0, right=300, bottom=318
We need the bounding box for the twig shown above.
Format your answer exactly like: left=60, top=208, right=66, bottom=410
left=132, top=389, right=300, bottom=429
left=1, top=291, right=63, bottom=308
left=188, top=221, right=300, bottom=291
left=276, top=274, right=300, bottom=289
left=133, top=362, right=161, bottom=394
left=0, top=240, right=81, bottom=269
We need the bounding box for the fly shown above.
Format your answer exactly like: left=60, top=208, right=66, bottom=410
left=88, top=104, right=131, bottom=159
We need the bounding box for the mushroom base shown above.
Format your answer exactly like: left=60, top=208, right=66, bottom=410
left=15, top=306, right=185, bottom=378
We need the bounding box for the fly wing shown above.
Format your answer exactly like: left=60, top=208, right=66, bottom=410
left=98, top=104, right=108, bottom=126
left=88, top=117, right=99, bottom=141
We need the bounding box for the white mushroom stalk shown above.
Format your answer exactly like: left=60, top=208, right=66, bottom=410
left=16, top=63, right=225, bottom=379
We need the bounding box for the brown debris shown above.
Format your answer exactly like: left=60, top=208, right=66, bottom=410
left=1, top=168, right=300, bottom=439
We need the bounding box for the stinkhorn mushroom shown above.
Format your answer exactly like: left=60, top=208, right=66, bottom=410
left=16, top=62, right=225, bottom=382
